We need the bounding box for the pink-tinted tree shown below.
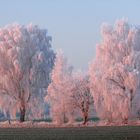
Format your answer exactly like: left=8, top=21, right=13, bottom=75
left=71, top=72, right=93, bottom=125
left=0, top=24, right=55, bottom=122
left=89, top=19, right=139, bottom=123
left=45, top=51, right=74, bottom=124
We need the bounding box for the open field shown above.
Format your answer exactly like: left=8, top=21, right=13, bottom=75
left=0, top=126, right=140, bottom=140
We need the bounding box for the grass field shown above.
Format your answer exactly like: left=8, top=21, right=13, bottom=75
left=0, top=126, right=140, bottom=140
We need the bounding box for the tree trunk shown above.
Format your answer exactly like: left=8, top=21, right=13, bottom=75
left=83, top=112, right=88, bottom=125
left=123, top=117, right=128, bottom=124
left=20, top=106, right=26, bottom=122
left=8, top=120, right=11, bottom=124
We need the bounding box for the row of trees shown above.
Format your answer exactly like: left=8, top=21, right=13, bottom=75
left=0, top=24, right=92, bottom=124
left=46, top=19, right=140, bottom=124
left=45, top=51, right=93, bottom=124
left=0, top=19, right=140, bottom=125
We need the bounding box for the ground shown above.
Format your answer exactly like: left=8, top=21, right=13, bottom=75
left=0, top=120, right=140, bottom=139
left=0, top=126, right=140, bottom=140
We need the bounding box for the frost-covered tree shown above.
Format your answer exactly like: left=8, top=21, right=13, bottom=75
left=89, top=19, right=139, bottom=123
left=0, top=24, right=55, bottom=122
left=71, top=72, right=93, bottom=125
left=45, top=51, right=74, bottom=124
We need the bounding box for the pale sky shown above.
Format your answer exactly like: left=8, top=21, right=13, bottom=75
left=0, top=0, right=140, bottom=70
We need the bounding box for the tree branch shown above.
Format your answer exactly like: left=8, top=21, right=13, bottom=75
left=109, top=78, right=125, bottom=90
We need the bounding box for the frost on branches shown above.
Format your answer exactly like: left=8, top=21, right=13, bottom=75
left=45, top=51, right=74, bottom=124
left=45, top=52, right=93, bottom=125
left=71, top=72, right=93, bottom=125
left=89, top=19, right=140, bottom=123
left=0, top=24, right=55, bottom=122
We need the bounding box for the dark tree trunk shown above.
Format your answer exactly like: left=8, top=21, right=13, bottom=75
left=123, top=118, right=128, bottom=124
left=8, top=120, right=11, bottom=124
left=20, top=106, right=26, bottom=122
left=83, top=112, right=88, bottom=125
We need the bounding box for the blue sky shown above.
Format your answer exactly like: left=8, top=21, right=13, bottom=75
left=0, top=0, right=140, bottom=70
